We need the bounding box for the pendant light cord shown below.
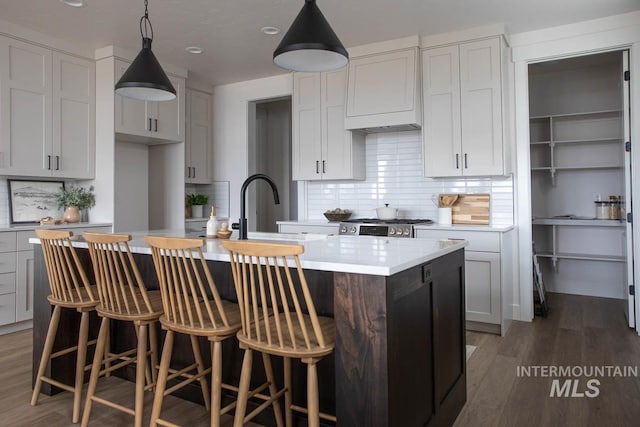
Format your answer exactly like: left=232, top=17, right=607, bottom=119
left=139, top=0, right=154, bottom=41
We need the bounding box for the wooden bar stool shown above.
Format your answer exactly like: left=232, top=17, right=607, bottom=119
left=222, top=240, right=336, bottom=427
left=145, top=236, right=244, bottom=427
left=80, top=232, right=164, bottom=427
left=31, top=229, right=99, bottom=423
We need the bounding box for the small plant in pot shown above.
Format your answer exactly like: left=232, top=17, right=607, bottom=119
left=57, top=185, right=96, bottom=223
left=187, top=193, right=208, bottom=218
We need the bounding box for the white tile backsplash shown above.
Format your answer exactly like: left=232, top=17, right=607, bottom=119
left=305, top=131, right=514, bottom=225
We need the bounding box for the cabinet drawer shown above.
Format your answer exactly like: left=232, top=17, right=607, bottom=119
left=0, top=293, right=16, bottom=326
left=278, top=224, right=340, bottom=235
left=0, top=233, right=17, bottom=253
left=415, top=229, right=500, bottom=252
left=0, top=253, right=16, bottom=274
left=0, top=273, right=16, bottom=295
left=17, top=230, right=37, bottom=251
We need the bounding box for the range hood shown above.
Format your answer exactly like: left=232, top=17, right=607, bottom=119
left=355, top=123, right=421, bottom=134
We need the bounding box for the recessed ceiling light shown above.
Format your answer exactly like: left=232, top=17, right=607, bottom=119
left=261, top=26, right=281, bottom=36
left=185, top=46, right=203, bottom=54
left=60, top=0, right=86, bottom=7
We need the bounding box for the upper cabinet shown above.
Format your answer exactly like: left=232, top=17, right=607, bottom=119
left=0, top=36, right=95, bottom=179
left=292, top=70, right=365, bottom=181
left=422, top=37, right=507, bottom=177
left=185, top=89, right=212, bottom=184
left=114, top=59, right=185, bottom=143
left=344, top=47, right=422, bottom=131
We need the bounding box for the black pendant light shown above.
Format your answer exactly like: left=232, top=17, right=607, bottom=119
left=115, top=0, right=176, bottom=101
left=273, top=0, right=348, bottom=72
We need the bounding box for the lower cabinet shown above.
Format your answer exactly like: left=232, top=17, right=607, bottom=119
left=415, top=227, right=514, bottom=335
left=0, top=224, right=111, bottom=334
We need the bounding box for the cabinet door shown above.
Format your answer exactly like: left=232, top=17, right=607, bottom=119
left=345, top=48, right=419, bottom=120
left=52, top=52, right=95, bottom=179
left=153, top=75, right=185, bottom=142
left=422, top=45, right=462, bottom=177
left=15, top=250, right=33, bottom=322
left=292, top=73, right=322, bottom=181
left=465, top=251, right=501, bottom=324
left=114, top=59, right=148, bottom=138
left=459, top=38, right=503, bottom=176
left=0, top=36, right=52, bottom=176
left=322, top=69, right=357, bottom=180
left=185, top=89, right=211, bottom=183
left=0, top=293, right=16, bottom=326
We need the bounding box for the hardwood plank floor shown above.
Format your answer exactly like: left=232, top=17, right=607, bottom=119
left=3, top=292, right=640, bottom=426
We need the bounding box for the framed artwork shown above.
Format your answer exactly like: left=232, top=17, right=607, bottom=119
left=8, top=180, right=65, bottom=224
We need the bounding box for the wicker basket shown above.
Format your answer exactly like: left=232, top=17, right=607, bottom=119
left=323, top=212, right=352, bottom=222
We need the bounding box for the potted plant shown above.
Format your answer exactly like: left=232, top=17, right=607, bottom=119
left=57, top=185, right=96, bottom=223
left=187, top=193, right=208, bottom=218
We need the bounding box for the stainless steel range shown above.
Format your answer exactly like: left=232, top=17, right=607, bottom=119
left=338, top=218, right=434, bottom=238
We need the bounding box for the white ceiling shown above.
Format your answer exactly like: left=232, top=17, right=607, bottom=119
left=0, top=0, right=638, bottom=86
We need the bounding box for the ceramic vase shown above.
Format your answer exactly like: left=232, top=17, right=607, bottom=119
left=63, top=206, right=81, bottom=223
left=191, top=205, right=204, bottom=218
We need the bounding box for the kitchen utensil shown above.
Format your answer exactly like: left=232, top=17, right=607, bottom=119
left=375, top=203, right=398, bottom=220
left=438, top=194, right=459, bottom=208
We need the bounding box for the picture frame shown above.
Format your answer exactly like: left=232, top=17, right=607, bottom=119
left=8, top=179, right=65, bottom=224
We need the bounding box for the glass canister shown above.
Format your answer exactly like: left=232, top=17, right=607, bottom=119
left=595, top=201, right=610, bottom=219
left=609, top=196, right=622, bottom=220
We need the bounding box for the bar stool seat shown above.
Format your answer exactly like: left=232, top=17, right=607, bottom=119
left=31, top=229, right=99, bottom=424
left=80, top=232, right=163, bottom=427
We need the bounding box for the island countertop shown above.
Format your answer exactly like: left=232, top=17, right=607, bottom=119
left=30, top=230, right=466, bottom=276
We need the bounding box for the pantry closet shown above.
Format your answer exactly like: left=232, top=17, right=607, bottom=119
left=528, top=51, right=633, bottom=324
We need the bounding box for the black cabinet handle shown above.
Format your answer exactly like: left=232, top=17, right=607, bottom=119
left=55, top=156, right=60, bottom=170
left=47, top=155, right=51, bottom=170
left=455, top=153, right=459, bottom=169
left=154, top=119, right=158, bottom=132
left=148, top=118, right=152, bottom=131
left=322, top=160, right=326, bottom=173
left=187, top=167, right=190, bottom=178
left=464, top=153, right=468, bottom=169
left=193, top=167, right=196, bottom=178
left=316, top=160, right=319, bottom=174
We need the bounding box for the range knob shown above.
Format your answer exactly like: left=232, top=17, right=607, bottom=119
left=403, top=228, right=410, bottom=236
left=340, top=225, right=347, bottom=233
left=350, top=226, right=357, bottom=234
left=389, top=227, right=396, bottom=235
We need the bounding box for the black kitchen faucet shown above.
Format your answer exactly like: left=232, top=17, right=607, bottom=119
left=232, top=174, right=280, bottom=240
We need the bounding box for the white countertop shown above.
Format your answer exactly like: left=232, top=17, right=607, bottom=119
left=278, top=220, right=513, bottom=232
left=30, top=229, right=466, bottom=277
left=0, top=222, right=112, bottom=233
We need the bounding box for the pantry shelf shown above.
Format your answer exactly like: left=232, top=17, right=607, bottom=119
left=536, top=251, right=625, bottom=263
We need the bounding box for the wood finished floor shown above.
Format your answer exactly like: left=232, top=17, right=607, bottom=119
left=2, top=292, right=639, bottom=426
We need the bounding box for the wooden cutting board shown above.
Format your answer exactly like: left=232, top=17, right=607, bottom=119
left=451, top=193, right=490, bottom=225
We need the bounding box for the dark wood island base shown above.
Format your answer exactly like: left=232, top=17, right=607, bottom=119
left=33, top=243, right=466, bottom=426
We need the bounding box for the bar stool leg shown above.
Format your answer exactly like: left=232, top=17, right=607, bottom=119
left=307, top=361, right=320, bottom=427
left=233, top=348, right=253, bottom=427
left=150, top=330, right=174, bottom=427
left=31, top=305, right=62, bottom=406
left=190, top=335, right=211, bottom=411
left=283, top=357, right=293, bottom=427
left=81, top=316, right=109, bottom=427
left=104, top=319, right=111, bottom=377
left=134, top=323, right=147, bottom=427
left=210, top=340, right=222, bottom=427
left=263, top=353, right=284, bottom=427
left=72, top=310, right=90, bottom=423
left=149, top=322, right=159, bottom=388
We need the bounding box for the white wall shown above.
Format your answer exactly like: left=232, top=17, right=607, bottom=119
left=212, top=74, right=292, bottom=224
left=114, top=141, right=148, bottom=232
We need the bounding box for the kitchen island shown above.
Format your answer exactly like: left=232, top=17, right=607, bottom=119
left=31, top=231, right=467, bottom=427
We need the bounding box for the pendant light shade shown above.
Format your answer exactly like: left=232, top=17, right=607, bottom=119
left=115, top=0, right=176, bottom=101
left=273, top=0, right=348, bottom=72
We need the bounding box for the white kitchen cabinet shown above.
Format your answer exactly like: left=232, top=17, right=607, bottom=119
left=277, top=222, right=340, bottom=235
left=344, top=47, right=421, bottom=130
left=423, top=37, right=505, bottom=177
left=185, top=89, right=212, bottom=183
left=0, top=36, right=95, bottom=179
left=292, top=70, right=365, bottom=181
left=114, top=59, right=185, bottom=143
left=15, top=250, right=33, bottom=322
left=415, top=227, right=514, bottom=335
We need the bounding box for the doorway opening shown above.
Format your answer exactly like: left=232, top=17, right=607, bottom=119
left=247, top=97, right=296, bottom=232
left=527, top=50, right=634, bottom=326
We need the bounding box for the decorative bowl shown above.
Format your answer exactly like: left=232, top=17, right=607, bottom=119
left=216, top=230, right=232, bottom=239
left=323, top=212, right=352, bottom=222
